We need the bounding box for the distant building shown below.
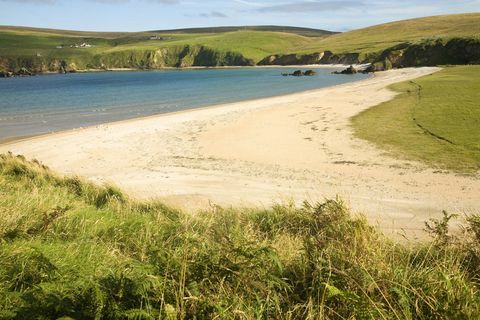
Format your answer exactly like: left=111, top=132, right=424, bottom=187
left=68, top=43, right=94, bottom=48
left=149, top=35, right=172, bottom=41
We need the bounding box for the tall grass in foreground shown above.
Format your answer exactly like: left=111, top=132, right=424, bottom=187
left=0, top=153, right=479, bottom=319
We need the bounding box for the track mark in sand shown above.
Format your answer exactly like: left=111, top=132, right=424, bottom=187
left=301, top=120, right=319, bottom=125
left=332, top=160, right=357, bottom=165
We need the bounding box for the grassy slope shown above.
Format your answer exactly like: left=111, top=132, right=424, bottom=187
left=0, top=27, right=324, bottom=64
left=104, top=31, right=318, bottom=63
left=293, top=13, right=480, bottom=59
left=0, top=154, right=479, bottom=319
left=352, top=66, right=480, bottom=172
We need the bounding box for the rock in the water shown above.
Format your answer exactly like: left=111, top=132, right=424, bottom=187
left=281, top=69, right=317, bottom=77
left=333, top=65, right=358, bottom=75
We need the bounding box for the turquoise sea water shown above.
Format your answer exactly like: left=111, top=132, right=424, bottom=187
left=0, top=67, right=368, bottom=141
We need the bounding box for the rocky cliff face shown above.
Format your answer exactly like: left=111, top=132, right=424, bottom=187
left=374, top=38, right=480, bottom=69
left=94, top=46, right=253, bottom=69
left=258, top=51, right=360, bottom=66
left=257, top=38, right=480, bottom=71
left=0, top=45, right=254, bottom=75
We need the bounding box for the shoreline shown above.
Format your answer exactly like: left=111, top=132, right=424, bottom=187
left=0, top=70, right=373, bottom=146
left=2, top=67, right=477, bottom=238
left=0, top=63, right=358, bottom=78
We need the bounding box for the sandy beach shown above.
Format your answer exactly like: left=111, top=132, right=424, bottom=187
left=2, top=67, right=479, bottom=237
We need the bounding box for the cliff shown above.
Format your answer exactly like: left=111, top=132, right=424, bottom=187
left=257, top=51, right=360, bottom=66
left=0, top=45, right=254, bottom=75
left=257, top=38, right=480, bottom=71
left=374, top=38, right=480, bottom=69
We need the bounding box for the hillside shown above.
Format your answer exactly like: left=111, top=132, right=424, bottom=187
left=297, top=13, right=480, bottom=57
left=260, top=13, right=480, bottom=68
left=151, top=25, right=336, bottom=37
left=0, top=25, right=331, bottom=73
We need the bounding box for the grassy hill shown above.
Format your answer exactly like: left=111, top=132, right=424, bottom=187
left=1, top=153, right=479, bottom=319
left=260, top=13, right=480, bottom=67
left=0, top=25, right=331, bottom=72
left=294, top=13, right=480, bottom=58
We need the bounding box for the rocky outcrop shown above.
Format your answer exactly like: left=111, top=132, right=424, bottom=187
left=281, top=69, right=317, bottom=77
left=0, top=68, right=35, bottom=77
left=258, top=51, right=360, bottom=66
left=370, top=38, right=480, bottom=70
left=16, top=67, right=33, bottom=76
left=259, top=38, right=480, bottom=71
left=332, top=65, right=357, bottom=74
left=0, top=71, right=14, bottom=78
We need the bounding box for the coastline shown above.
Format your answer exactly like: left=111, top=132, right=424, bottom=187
left=0, top=69, right=373, bottom=146
left=0, top=64, right=359, bottom=78
left=2, top=67, right=477, bottom=238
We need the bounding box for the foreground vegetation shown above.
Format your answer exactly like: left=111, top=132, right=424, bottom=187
left=0, top=153, right=479, bottom=319
left=352, top=65, right=480, bottom=173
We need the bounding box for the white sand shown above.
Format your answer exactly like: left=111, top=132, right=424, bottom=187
left=2, top=67, right=479, bottom=238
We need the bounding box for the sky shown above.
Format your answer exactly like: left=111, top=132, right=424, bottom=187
left=0, top=0, right=479, bottom=32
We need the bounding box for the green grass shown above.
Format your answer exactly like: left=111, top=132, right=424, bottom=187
left=0, top=28, right=320, bottom=65
left=293, top=13, right=480, bottom=59
left=351, top=65, right=480, bottom=172
left=103, top=31, right=317, bottom=63
left=1, top=153, right=480, bottom=319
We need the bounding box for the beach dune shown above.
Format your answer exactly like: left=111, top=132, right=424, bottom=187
left=1, top=67, right=478, bottom=237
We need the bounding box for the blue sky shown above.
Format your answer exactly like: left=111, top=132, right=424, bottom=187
left=0, top=0, right=479, bottom=32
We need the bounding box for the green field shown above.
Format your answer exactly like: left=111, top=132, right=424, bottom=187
left=352, top=66, right=480, bottom=172
left=0, top=153, right=479, bottom=319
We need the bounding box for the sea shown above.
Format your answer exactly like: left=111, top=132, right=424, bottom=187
left=0, top=67, right=369, bottom=142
